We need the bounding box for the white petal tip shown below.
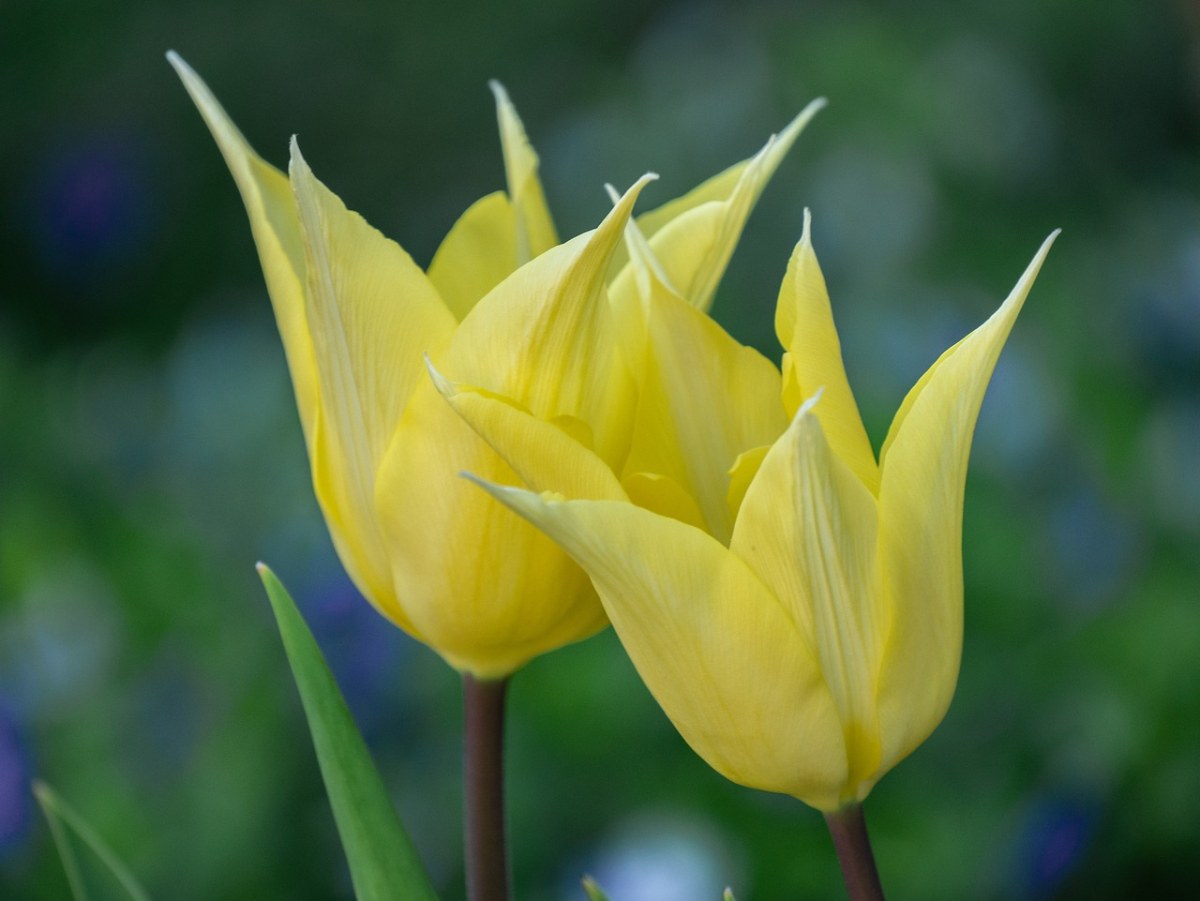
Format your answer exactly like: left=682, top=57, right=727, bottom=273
left=796, top=385, right=826, bottom=418
left=424, top=355, right=456, bottom=398
left=287, top=136, right=310, bottom=173
left=488, top=80, right=512, bottom=106
left=778, top=96, right=829, bottom=143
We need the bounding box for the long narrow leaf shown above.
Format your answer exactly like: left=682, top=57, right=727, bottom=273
left=33, top=780, right=151, bottom=901
left=257, top=564, right=439, bottom=901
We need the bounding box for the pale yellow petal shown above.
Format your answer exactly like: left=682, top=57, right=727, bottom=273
left=375, top=377, right=605, bottom=678
left=874, top=232, right=1058, bottom=774
left=776, top=211, right=878, bottom=493
left=168, top=52, right=318, bottom=449
left=426, top=191, right=517, bottom=320
left=730, top=397, right=884, bottom=800
left=618, top=235, right=787, bottom=543
left=611, top=99, right=825, bottom=313
left=426, top=360, right=627, bottom=503
left=447, top=176, right=655, bottom=466
left=610, top=98, right=827, bottom=295
left=472, top=482, right=847, bottom=807
left=289, top=141, right=457, bottom=629
left=490, top=81, right=558, bottom=264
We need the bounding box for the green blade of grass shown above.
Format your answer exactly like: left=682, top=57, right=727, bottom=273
left=582, top=875, right=610, bottom=900
left=583, top=875, right=738, bottom=900
left=33, top=780, right=151, bottom=901
left=257, top=563, right=438, bottom=901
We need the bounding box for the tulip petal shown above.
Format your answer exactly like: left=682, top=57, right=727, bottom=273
left=426, top=360, right=627, bottom=503
left=776, top=211, right=879, bottom=493
left=730, top=397, right=884, bottom=799
left=874, top=232, right=1057, bottom=773
left=617, top=222, right=788, bottom=543
left=610, top=98, right=827, bottom=310
left=446, top=175, right=655, bottom=465
left=289, top=141, right=457, bottom=629
left=490, top=81, right=558, bottom=264
left=726, top=444, right=771, bottom=521
left=471, top=481, right=848, bottom=807
left=621, top=472, right=707, bottom=532
left=168, top=52, right=318, bottom=449
left=426, top=191, right=518, bottom=321
left=376, top=377, right=606, bottom=678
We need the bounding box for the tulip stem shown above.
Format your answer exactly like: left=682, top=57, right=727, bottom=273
left=823, top=803, right=885, bottom=901
left=464, top=674, right=511, bottom=901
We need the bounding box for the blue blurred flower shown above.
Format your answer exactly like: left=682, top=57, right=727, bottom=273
left=0, top=704, right=33, bottom=856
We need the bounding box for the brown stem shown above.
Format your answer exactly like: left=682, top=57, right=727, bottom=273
left=823, top=803, right=885, bottom=901
left=463, top=674, right=510, bottom=901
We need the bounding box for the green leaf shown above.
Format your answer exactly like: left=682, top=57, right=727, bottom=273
left=723, top=890, right=737, bottom=901
left=257, top=563, right=439, bottom=901
left=33, top=780, right=152, bottom=901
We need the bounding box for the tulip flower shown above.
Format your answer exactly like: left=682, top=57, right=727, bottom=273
left=168, top=53, right=821, bottom=678
left=456, top=212, right=1056, bottom=894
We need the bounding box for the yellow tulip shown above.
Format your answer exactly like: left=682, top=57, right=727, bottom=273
left=460, top=214, right=1057, bottom=808
left=168, top=52, right=822, bottom=678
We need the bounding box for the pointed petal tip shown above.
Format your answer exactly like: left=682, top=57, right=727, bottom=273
left=604, top=172, right=658, bottom=221
left=459, top=471, right=526, bottom=505
left=487, top=79, right=510, bottom=104
left=1008, top=229, right=1060, bottom=299
left=776, top=96, right=829, bottom=144
left=423, top=354, right=455, bottom=399
left=459, top=472, right=564, bottom=508
left=166, top=50, right=207, bottom=97
left=165, top=50, right=196, bottom=83
left=287, top=135, right=312, bottom=179
left=796, top=385, right=825, bottom=419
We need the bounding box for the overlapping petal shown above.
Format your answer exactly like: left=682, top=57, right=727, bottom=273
left=730, top=396, right=884, bottom=803
left=288, top=142, right=457, bottom=630
left=426, top=83, right=561, bottom=319
left=609, top=98, right=827, bottom=313
left=473, top=481, right=847, bottom=806
left=426, top=191, right=517, bottom=321
left=776, top=210, right=878, bottom=493
left=618, top=215, right=787, bottom=542
left=491, top=81, right=558, bottom=265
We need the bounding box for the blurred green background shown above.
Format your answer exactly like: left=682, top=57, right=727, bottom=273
left=2, top=0, right=1199, bottom=898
